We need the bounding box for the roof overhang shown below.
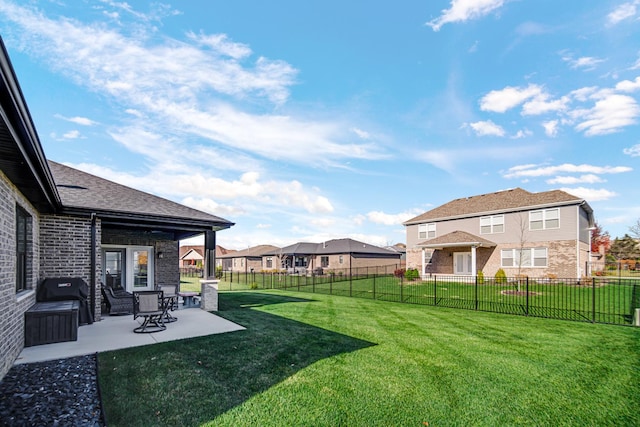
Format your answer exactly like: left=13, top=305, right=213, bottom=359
left=0, top=39, right=60, bottom=212
left=62, top=206, right=233, bottom=240
left=418, top=241, right=496, bottom=250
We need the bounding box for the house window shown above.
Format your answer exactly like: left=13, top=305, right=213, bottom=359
left=321, top=256, right=329, bottom=267
left=530, top=209, right=559, bottom=230
left=16, top=205, right=30, bottom=293
left=501, top=248, right=547, bottom=267
left=265, top=257, right=273, bottom=269
left=339, top=255, right=344, bottom=264
left=418, top=223, right=436, bottom=239
left=480, top=215, right=504, bottom=234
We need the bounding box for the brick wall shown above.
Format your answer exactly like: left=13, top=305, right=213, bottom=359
left=40, top=214, right=103, bottom=319
left=0, top=171, right=40, bottom=380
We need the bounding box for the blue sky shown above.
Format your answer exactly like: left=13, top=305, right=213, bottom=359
left=1, top=0, right=639, bottom=249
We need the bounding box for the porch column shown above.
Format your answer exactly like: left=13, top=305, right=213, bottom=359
left=204, top=230, right=216, bottom=279
left=471, top=245, right=477, bottom=276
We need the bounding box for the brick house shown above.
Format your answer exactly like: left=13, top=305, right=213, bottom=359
left=403, top=188, right=594, bottom=278
left=217, top=245, right=280, bottom=273
left=262, top=238, right=403, bottom=274
left=0, top=40, right=233, bottom=380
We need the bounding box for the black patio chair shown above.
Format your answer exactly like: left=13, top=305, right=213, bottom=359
left=156, top=284, right=179, bottom=322
left=102, top=284, right=133, bottom=315
left=133, top=290, right=166, bottom=333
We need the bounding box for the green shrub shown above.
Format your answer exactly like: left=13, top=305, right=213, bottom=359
left=215, top=265, right=223, bottom=279
left=495, top=268, right=507, bottom=284
left=477, top=269, right=484, bottom=285
left=404, top=268, right=420, bottom=281
left=249, top=282, right=259, bottom=290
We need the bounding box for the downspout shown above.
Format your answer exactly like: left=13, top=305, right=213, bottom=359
left=90, top=213, right=97, bottom=320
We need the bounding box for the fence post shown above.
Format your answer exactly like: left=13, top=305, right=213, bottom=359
left=373, top=273, right=376, bottom=300
left=525, top=277, right=529, bottom=316
left=350, top=270, right=353, bottom=297
left=475, top=275, right=478, bottom=311
left=400, top=275, right=404, bottom=303
left=592, top=277, right=596, bottom=323
left=434, top=275, right=437, bottom=306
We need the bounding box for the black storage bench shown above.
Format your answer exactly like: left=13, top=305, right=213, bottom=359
left=24, top=301, right=79, bottom=347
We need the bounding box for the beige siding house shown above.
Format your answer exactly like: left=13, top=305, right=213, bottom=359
left=218, top=245, right=280, bottom=273
left=403, top=188, right=594, bottom=278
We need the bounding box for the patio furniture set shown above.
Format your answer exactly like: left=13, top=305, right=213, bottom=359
left=102, top=284, right=201, bottom=333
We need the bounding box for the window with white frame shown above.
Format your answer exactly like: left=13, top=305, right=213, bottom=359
left=529, top=208, right=559, bottom=230
left=321, top=256, right=329, bottom=267
left=339, top=255, right=344, bottom=264
left=501, top=247, right=547, bottom=267
left=480, top=215, right=504, bottom=234
left=265, top=257, right=273, bottom=269
left=418, top=223, right=436, bottom=239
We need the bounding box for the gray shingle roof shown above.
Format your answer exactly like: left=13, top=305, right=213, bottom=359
left=264, top=238, right=400, bottom=257
left=49, top=160, right=233, bottom=229
left=217, top=245, right=280, bottom=259
left=404, top=188, right=586, bottom=225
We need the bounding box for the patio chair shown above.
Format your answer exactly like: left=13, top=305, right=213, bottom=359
left=101, top=284, right=133, bottom=315
left=133, top=290, right=166, bottom=333
left=156, top=284, right=179, bottom=322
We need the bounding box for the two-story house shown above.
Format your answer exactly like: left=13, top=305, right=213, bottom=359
left=403, top=188, right=594, bottom=278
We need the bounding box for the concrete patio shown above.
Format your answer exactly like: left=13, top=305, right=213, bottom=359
left=14, top=307, right=245, bottom=365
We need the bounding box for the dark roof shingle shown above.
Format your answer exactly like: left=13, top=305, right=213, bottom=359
left=404, top=188, right=585, bottom=225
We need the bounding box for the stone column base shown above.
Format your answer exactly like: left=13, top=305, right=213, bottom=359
left=200, top=279, right=219, bottom=311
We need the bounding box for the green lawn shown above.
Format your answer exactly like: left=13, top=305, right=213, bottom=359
left=98, top=290, right=640, bottom=426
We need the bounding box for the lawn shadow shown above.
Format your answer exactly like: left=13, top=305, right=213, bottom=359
left=98, top=292, right=376, bottom=426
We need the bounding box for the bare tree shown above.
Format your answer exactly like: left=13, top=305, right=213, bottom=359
left=630, top=219, right=640, bottom=240
left=514, top=213, right=528, bottom=292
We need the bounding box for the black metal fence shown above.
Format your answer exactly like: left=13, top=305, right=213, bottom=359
left=215, top=267, right=640, bottom=326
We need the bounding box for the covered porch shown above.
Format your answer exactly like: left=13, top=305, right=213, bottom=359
left=418, top=230, right=496, bottom=277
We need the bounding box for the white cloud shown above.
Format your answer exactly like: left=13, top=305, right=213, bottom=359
left=351, top=127, right=371, bottom=139
left=522, top=94, right=569, bottom=115
left=0, top=2, right=386, bottom=167
left=426, top=0, right=505, bottom=32
left=468, top=120, right=505, bottom=136
left=186, top=32, right=252, bottom=60
left=511, top=129, right=532, bottom=139
left=607, top=1, right=639, bottom=25
left=546, top=174, right=605, bottom=185
left=542, top=120, right=559, bottom=137
left=623, top=144, right=640, bottom=156
left=256, top=223, right=272, bottom=229
left=479, top=84, right=543, bottom=113
left=503, top=163, right=632, bottom=179
left=181, top=196, right=245, bottom=217
left=616, top=76, right=640, bottom=92
left=54, top=114, right=98, bottom=126
left=559, top=187, right=617, bottom=201
left=562, top=55, right=606, bottom=70
left=574, top=94, right=640, bottom=136
left=366, top=209, right=424, bottom=226
left=62, top=130, right=81, bottom=139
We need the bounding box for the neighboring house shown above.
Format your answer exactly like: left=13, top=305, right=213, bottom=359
left=263, top=238, right=403, bottom=273
left=0, top=40, right=233, bottom=380
left=179, top=245, right=235, bottom=269
left=403, top=188, right=594, bottom=278
left=180, top=246, right=204, bottom=267
left=217, top=245, right=280, bottom=273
